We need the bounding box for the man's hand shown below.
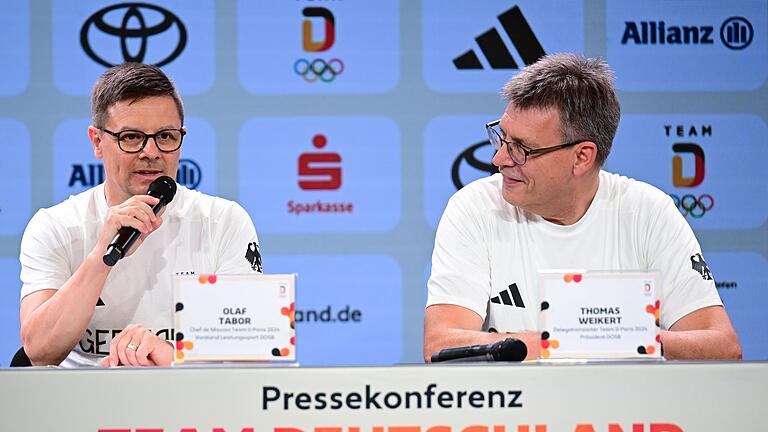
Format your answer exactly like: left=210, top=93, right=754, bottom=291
left=100, top=324, right=173, bottom=367
left=95, top=195, right=163, bottom=258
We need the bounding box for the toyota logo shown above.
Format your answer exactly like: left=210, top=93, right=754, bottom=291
left=80, top=3, right=187, bottom=67
left=451, top=141, right=497, bottom=190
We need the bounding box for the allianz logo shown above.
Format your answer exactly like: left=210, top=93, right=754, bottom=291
left=621, top=17, right=753, bottom=50
left=622, top=21, right=715, bottom=45
left=68, top=159, right=202, bottom=189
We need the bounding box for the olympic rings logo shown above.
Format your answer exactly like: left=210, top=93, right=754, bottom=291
left=670, top=194, right=714, bottom=218
left=294, top=58, right=344, bottom=83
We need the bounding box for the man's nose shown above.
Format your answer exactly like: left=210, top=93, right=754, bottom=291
left=139, top=137, right=162, bottom=158
left=492, top=142, right=515, bottom=168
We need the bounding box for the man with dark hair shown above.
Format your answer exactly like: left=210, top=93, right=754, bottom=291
left=424, top=53, right=741, bottom=361
left=19, top=63, right=262, bottom=367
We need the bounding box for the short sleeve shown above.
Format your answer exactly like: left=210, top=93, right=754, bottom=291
left=19, top=209, right=73, bottom=300
left=213, top=202, right=262, bottom=274
left=643, top=190, right=722, bottom=329
left=426, top=189, right=492, bottom=319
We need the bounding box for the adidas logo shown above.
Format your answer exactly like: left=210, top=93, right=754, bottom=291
left=490, top=283, right=526, bottom=308
left=453, top=6, right=545, bottom=70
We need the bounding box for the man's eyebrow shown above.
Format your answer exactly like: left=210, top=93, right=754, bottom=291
left=113, top=125, right=179, bottom=132
left=500, top=128, right=530, bottom=148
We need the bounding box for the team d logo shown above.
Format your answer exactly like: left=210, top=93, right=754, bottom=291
left=80, top=2, right=187, bottom=67
left=667, top=125, right=714, bottom=219
left=672, top=143, right=705, bottom=188
left=294, top=7, right=343, bottom=83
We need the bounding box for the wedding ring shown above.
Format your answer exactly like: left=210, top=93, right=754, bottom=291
left=126, top=342, right=138, bottom=351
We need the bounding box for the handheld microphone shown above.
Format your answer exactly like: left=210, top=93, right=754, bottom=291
left=430, top=338, right=527, bottom=363
left=102, top=176, right=177, bottom=267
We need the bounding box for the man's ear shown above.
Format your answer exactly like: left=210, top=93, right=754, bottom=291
left=88, top=126, right=104, bottom=160
left=573, top=141, right=598, bottom=176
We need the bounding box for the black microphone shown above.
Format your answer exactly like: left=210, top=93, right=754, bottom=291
left=102, top=176, right=177, bottom=267
left=430, top=338, right=528, bottom=363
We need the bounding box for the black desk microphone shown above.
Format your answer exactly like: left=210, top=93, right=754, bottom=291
left=431, top=338, right=528, bottom=363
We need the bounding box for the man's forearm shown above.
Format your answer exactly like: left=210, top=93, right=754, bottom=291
left=424, top=329, right=540, bottom=362
left=660, top=329, right=742, bottom=360
left=21, top=252, right=111, bottom=365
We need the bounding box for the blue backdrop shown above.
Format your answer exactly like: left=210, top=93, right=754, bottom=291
left=0, top=0, right=766, bottom=366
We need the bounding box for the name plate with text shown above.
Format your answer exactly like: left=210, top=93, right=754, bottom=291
left=538, top=271, right=662, bottom=360
left=173, top=274, right=296, bottom=364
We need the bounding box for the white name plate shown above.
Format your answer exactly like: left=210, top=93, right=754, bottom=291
left=538, top=271, right=662, bottom=360
left=173, top=274, right=296, bottom=364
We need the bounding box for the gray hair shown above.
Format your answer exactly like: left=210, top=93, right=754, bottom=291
left=91, top=63, right=184, bottom=128
left=501, top=53, right=620, bottom=166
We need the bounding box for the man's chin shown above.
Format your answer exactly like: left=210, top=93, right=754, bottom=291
left=502, top=181, right=536, bottom=205
left=501, top=191, right=522, bottom=207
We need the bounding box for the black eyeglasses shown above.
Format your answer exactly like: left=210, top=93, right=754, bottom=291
left=99, top=127, right=186, bottom=153
left=485, top=119, right=587, bottom=166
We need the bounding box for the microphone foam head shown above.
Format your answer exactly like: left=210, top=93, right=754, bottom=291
left=147, top=175, right=177, bottom=204
left=498, top=338, right=528, bottom=362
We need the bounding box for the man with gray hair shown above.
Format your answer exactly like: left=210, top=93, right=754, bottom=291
left=424, top=53, right=741, bottom=361
left=19, top=63, right=262, bottom=367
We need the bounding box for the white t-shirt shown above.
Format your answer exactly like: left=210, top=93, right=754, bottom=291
left=20, top=184, right=262, bottom=367
left=427, top=171, right=721, bottom=333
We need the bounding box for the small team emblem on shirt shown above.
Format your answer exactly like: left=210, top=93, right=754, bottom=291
left=690, top=253, right=713, bottom=281
left=245, top=242, right=262, bottom=273
left=490, top=283, right=526, bottom=308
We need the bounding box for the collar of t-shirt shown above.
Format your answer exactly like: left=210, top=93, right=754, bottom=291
left=532, top=171, right=606, bottom=234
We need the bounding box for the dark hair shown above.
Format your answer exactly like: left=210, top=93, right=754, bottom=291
left=501, top=53, right=620, bottom=166
left=90, top=63, right=184, bottom=128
